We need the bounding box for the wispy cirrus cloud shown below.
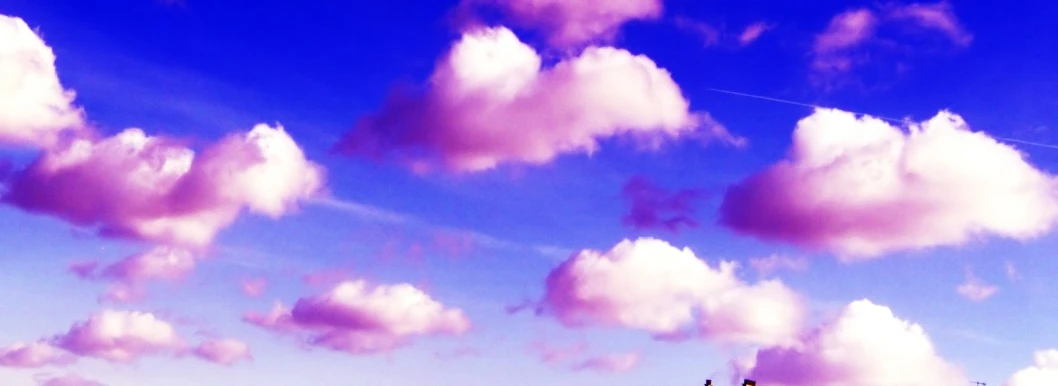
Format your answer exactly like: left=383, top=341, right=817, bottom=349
left=810, top=2, right=973, bottom=85
left=956, top=268, right=999, bottom=302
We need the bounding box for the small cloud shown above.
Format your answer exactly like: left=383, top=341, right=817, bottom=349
left=244, top=279, right=470, bottom=355
left=674, top=17, right=721, bottom=47
left=458, top=0, right=663, bottom=49
left=35, top=373, right=106, bottom=386
left=749, top=254, right=808, bottom=276
left=956, top=268, right=998, bottom=302
left=738, top=22, right=773, bottom=46
left=621, top=175, right=706, bottom=233
left=528, top=341, right=588, bottom=365
left=571, top=352, right=641, bottom=374
left=0, top=341, right=74, bottom=368
left=240, top=278, right=267, bottom=298
left=192, top=339, right=252, bottom=366
left=1006, top=261, right=1021, bottom=282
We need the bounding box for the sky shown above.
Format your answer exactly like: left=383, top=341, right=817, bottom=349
left=0, top=0, right=1056, bottom=385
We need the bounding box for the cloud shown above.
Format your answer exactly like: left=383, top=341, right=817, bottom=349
left=463, top=0, right=663, bottom=48
left=245, top=280, right=470, bottom=355
left=571, top=352, right=641, bottom=374
left=720, top=109, right=1058, bottom=259
left=52, top=310, right=184, bottom=362
left=1006, top=261, right=1022, bottom=282
left=4, top=123, right=325, bottom=248
left=738, top=22, right=772, bottom=46
left=748, top=254, right=808, bottom=276
left=675, top=18, right=772, bottom=49
left=955, top=268, right=998, bottom=302
left=69, top=247, right=198, bottom=303
left=36, top=374, right=106, bottom=386
left=1007, top=349, right=1058, bottom=386
left=538, top=238, right=803, bottom=346
left=528, top=340, right=588, bottom=365
left=240, top=278, right=267, bottom=297
left=738, top=299, right=967, bottom=386
left=192, top=338, right=252, bottom=366
left=621, top=175, right=705, bottom=233
left=673, top=17, right=721, bottom=47
left=335, top=26, right=739, bottom=173
left=0, top=15, right=85, bottom=149
left=0, top=341, right=73, bottom=368
left=884, top=2, right=972, bottom=46
left=811, top=3, right=972, bottom=77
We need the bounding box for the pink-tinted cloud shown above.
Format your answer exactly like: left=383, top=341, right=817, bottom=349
left=465, top=0, right=663, bottom=48
left=1007, top=349, right=1058, bottom=386
left=74, top=247, right=196, bottom=283
left=433, top=346, right=480, bottom=361
left=528, top=340, right=588, bottom=365
left=572, top=352, right=641, bottom=374
left=192, top=338, right=252, bottom=366
left=1006, top=261, right=1022, bottom=282
left=53, top=310, right=184, bottom=362
left=0, top=341, right=73, bottom=368
left=738, top=22, right=772, bottom=46
left=749, top=254, right=809, bottom=276
left=738, top=299, right=967, bottom=386
left=956, top=268, right=998, bottom=302
left=4, top=123, right=325, bottom=248
left=36, top=374, right=106, bottom=386
left=0, top=15, right=84, bottom=149
left=673, top=17, right=721, bottom=47
left=335, top=27, right=739, bottom=173
left=69, top=247, right=197, bottom=303
left=539, top=238, right=803, bottom=346
left=98, top=284, right=145, bottom=304
left=621, top=176, right=705, bottom=233
left=720, top=109, right=1058, bottom=259
left=240, top=278, right=267, bottom=297
left=245, top=280, right=471, bottom=355
left=811, top=3, right=972, bottom=77
left=885, top=2, right=972, bottom=46
left=811, top=9, right=877, bottom=72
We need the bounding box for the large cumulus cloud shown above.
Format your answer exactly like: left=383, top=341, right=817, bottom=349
left=720, top=108, right=1058, bottom=259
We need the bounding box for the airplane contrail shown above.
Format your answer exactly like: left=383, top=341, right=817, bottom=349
left=706, top=87, right=1058, bottom=150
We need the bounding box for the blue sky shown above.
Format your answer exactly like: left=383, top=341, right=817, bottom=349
left=0, top=0, right=1057, bottom=385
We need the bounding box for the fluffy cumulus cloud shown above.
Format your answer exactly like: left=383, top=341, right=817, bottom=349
left=539, top=238, right=803, bottom=346
left=0, top=15, right=84, bottom=149
left=52, top=310, right=184, bottom=362
left=193, top=339, right=252, bottom=366
left=466, top=0, right=663, bottom=48
left=1007, top=349, right=1058, bottom=386
left=335, top=27, right=738, bottom=173
left=720, top=109, right=1058, bottom=259
left=811, top=2, right=972, bottom=75
left=245, top=279, right=470, bottom=354
left=4, top=123, right=325, bottom=248
left=0, top=341, right=73, bottom=368
left=621, top=175, right=705, bottom=232
left=738, top=299, right=967, bottom=386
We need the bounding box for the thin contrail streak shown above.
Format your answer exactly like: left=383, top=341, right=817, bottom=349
left=706, top=87, right=1058, bottom=150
